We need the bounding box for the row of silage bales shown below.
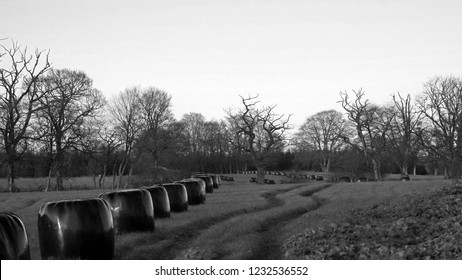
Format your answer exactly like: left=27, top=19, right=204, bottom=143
left=160, top=183, right=189, bottom=212
left=192, top=174, right=214, bottom=193
left=174, top=178, right=206, bottom=205
left=1, top=173, right=223, bottom=260
left=142, top=186, right=171, bottom=218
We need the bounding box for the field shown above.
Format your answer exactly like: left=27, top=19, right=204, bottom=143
left=0, top=174, right=449, bottom=259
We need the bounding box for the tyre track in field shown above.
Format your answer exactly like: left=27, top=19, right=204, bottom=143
left=248, top=184, right=333, bottom=260
left=116, top=184, right=308, bottom=259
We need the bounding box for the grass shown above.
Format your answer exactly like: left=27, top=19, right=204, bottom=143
left=0, top=176, right=102, bottom=192
left=0, top=173, right=449, bottom=259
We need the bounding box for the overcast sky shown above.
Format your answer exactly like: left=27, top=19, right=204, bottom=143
left=1, top=0, right=461, bottom=128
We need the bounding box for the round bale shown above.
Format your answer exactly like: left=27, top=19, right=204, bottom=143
left=99, top=189, right=155, bottom=234
left=142, top=186, right=171, bottom=218
left=0, top=212, right=30, bottom=260
left=338, top=176, right=352, bottom=183
left=401, top=175, right=411, bottom=181
left=175, top=179, right=206, bottom=205
left=357, top=177, right=369, bottom=182
left=209, top=174, right=220, bottom=189
left=192, top=175, right=214, bottom=193
left=162, top=183, right=188, bottom=212
left=38, top=198, right=114, bottom=259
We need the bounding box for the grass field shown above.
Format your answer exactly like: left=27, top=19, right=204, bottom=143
left=0, top=173, right=449, bottom=259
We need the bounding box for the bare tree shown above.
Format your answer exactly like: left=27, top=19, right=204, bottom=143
left=226, top=94, right=291, bottom=184
left=38, top=68, right=105, bottom=191
left=0, top=41, right=50, bottom=192
left=417, top=76, right=462, bottom=179
left=95, top=112, right=121, bottom=188
left=339, top=89, right=394, bottom=180
left=180, top=112, right=206, bottom=156
left=136, top=87, right=174, bottom=176
left=389, top=93, right=423, bottom=176
left=78, top=111, right=121, bottom=188
left=294, top=110, right=351, bottom=172
left=109, top=86, right=142, bottom=188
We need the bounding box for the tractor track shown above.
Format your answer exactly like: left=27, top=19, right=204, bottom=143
left=116, top=184, right=306, bottom=259
left=249, top=194, right=329, bottom=259
left=116, top=183, right=333, bottom=259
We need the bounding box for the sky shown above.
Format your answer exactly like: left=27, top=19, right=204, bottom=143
left=1, top=0, right=462, bottom=128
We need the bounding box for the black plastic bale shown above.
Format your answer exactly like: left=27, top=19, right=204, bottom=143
left=162, top=183, right=189, bottom=212
left=210, top=174, right=220, bottom=189
left=338, top=176, right=352, bottom=183
left=401, top=175, right=411, bottom=181
left=99, top=189, right=155, bottom=234
left=357, top=177, right=369, bottom=182
left=38, top=198, right=115, bottom=260
left=192, top=175, right=214, bottom=193
left=142, top=186, right=171, bottom=218
left=175, top=179, right=206, bottom=205
left=0, top=212, right=30, bottom=260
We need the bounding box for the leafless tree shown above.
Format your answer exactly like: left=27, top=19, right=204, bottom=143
left=180, top=112, right=206, bottom=156
left=417, top=76, right=462, bottom=179
left=226, top=94, right=291, bottom=184
left=295, top=110, right=352, bottom=172
left=0, top=41, right=50, bottom=192
left=78, top=111, right=121, bottom=188
left=339, top=89, right=394, bottom=180
left=95, top=113, right=121, bottom=188
left=37, top=68, right=105, bottom=191
left=109, top=86, right=142, bottom=188
left=136, top=87, right=174, bottom=175
left=389, top=93, right=423, bottom=176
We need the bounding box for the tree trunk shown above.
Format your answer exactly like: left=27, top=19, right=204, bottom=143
left=117, top=161, right=126, bottom=189
left=401, top=161, right=409, bottom=176
left=6, top=163, right=20, bottom=193
left=55, top=142, right=64, bottom=191
left=45, top=167, right=53, bottom=192
left=256, top=166, right=266, bottom=184
left=321, top=156, right=331, bottom=172
left=371, top=158, right=381, bottom=181
left=92, top=174, right=97, bottom=188
left=125, top=165, right=133, bottom=188
left=56, top=168, right=64, bottom=191
left=153, top=155, right=159, bottom=181
left=99, top=164, right=107, bottom=188
left=112, top=163, right=117, bottom=189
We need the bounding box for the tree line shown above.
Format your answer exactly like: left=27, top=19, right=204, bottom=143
left=294, top=77, right=462, bottom=181
left=1, top=41, right=461, bottom=192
